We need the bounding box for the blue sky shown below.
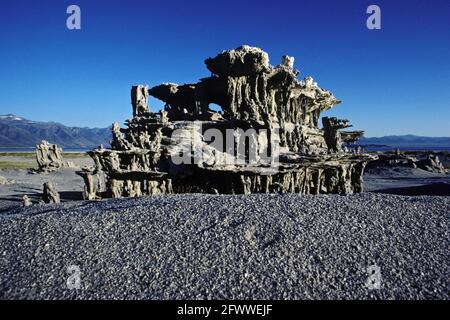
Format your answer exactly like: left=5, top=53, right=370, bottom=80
left=0, top=0, right=449, bottom=136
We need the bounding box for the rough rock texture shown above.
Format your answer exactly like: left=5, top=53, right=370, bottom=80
left=131, top=85, right=150, bottom=117
left=0, top=176, right=9, bottom=185
left=35, top=140, right=67, bottom=172
left=42, top=182, right=60, bottom=204
left=21, top=195, right=32, bottom=207
left=205, top=45, right=271, bottom=77
left=0, top=193, right=448, bottom=299
left=79, top=46, right=376, bottom=198
left=368, top=150, right=447, bottom=174
left=76, top=168, right=105, bottom=200
left=417, top=154, right=446, bottom=174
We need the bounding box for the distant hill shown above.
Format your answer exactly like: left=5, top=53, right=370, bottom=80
left=359, top=135, right=450, bottom=148
left=0, top=114, right=111, bottom=148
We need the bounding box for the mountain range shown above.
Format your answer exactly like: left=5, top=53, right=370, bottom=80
left=358, top=135, right=450, bottom=148
left=0, top=114, right=449, bottom=149
left=0, top=114, right=111, bottom=148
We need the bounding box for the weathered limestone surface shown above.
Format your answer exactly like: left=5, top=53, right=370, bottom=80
left=42, top=182, right=60, bottom=204
left=0, top=176, right=9, bottom=185
left=417, top=154, right=446, bottom=174
left=131, top=85, right=150, bottom=117
left=22, top=195, right=32, bottom=207
left=76, top=168, right=106, bottom=200
left=368, top=151, right=447, bottom=174
left=35, top=140, right=67, bottom=172
left=79, top=46, right=376, bottom=198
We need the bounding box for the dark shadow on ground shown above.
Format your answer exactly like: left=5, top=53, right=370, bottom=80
left=0, top=191, right=83, bottom=202
left=0, top=197, right=22, bottom=202
left=59, top=191, right=84, bottom=201
left=372, top=183, right=450, bottom=196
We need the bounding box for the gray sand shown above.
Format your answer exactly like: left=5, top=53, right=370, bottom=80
left=0, top=193, right=448, bottom=299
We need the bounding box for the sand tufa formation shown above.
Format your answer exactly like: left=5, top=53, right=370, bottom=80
left=78, top=46, right=376, bottom=199
left=35, top=140, right=67, bottom=173
left=42, top=182, right=60, bottom=204
left=368, top=149, right=447, bottom=174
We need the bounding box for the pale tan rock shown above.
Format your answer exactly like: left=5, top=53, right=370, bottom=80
left=22, top=195, right=32, bottom=207
left=131, top=85, right=149, bottom=117
left=78, top=46, right=376, bottom=197
left=0, top=176, right=8, bottom=185
left=35, top=140, right=66, bottom=172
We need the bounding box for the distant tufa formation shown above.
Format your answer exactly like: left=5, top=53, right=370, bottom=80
left=35, top=140, right=67, bottom=172
left=78, top=46, right=376, bottom=199
left=368, top=149, right=446, bottom=174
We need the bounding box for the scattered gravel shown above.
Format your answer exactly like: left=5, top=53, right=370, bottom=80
left=0, top=193, right=448, bottom=299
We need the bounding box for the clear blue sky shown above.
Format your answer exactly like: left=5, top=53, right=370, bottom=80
left=0, top=0, right=449, bottom=137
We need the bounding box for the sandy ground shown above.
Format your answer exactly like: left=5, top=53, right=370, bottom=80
left=364, top=167, right=450, bottom=196
left=0, top=193, right=448, bottom=299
